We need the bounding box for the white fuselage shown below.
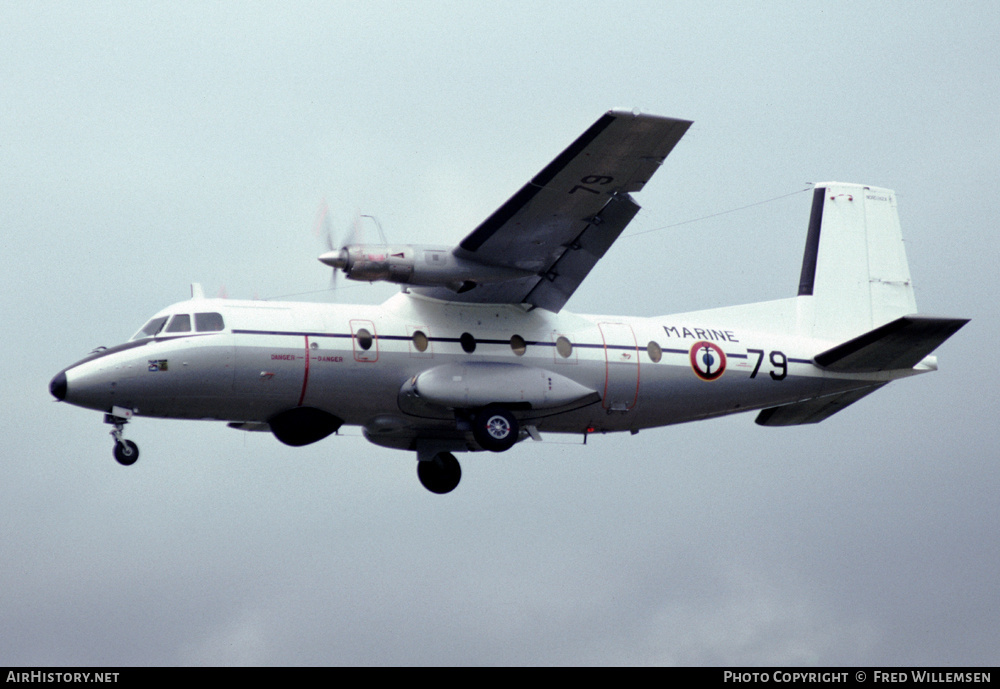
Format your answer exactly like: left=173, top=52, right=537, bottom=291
left=57, top=291, right=921, bottom=450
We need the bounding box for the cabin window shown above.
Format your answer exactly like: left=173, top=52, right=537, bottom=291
left=356, top=328, right=374, bottom=351
left=132, top=316, right=168, bottom=341
left=647, top=341, right=662, bottom=363
left=460, top=332, right=476, bottom=353
left=510, top=334, right=526, bottom=356
left=195, top=312, right=225, bottom=332
left=412, top=330, right=429, bottom=352
left=165, top=314, right=192, bottom=333
left=556, top=336, right=573, bottom=358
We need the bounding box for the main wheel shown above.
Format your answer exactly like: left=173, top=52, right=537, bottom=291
left=472, top=405, right=519, bottom=452
left=417, top=452, right=462, bottom=494
left=113, top=440, right=139, bottom=466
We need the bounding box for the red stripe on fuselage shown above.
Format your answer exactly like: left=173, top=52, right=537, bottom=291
left=298, top=335, right=311, bottom=406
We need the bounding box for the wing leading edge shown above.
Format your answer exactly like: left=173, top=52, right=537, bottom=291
left=412, top=110, right=692, bottom=311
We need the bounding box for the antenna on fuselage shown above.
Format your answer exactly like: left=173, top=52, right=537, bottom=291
left=359, top=214, right=388, bottom=245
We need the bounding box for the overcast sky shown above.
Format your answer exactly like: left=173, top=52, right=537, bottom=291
left=2, top=2, right=998, bottom=666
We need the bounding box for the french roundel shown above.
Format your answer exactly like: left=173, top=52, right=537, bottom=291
left=689, top=340, right=726, bottom=381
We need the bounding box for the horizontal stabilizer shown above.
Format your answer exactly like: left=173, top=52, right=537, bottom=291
left=814, top=316, right=969, bottom=373
left=755, top=384, right=886, bottom=426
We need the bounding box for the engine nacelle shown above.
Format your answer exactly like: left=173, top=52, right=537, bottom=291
left=319, top=244, right=532, bottom=292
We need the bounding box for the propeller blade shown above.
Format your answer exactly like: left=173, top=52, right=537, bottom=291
left=314, top=199, right=341, bottom=288
left=314, top=199, right=334, bottom=252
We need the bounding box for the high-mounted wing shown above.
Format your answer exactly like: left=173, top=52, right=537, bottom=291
left=413, top=110, right=692, bottom=311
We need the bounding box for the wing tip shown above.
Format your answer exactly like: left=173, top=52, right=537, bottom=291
left=605, top=108, right=694, bottom=126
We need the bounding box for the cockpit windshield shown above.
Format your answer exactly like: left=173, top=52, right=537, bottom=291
left=165, top=313, right=191, bottom=333
left=130, top=312, right=225, bottom=341
left=131, top=316, right=168, bottom=341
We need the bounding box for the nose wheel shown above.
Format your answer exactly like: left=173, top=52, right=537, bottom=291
left=113, top=439, right=139, bottom=466
left=106, top=410, right=139, bottom=466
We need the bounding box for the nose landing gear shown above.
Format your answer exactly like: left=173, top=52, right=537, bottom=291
left=105, top=407, right=139, bottom=466
left=113, top=439, right=139, bottom=466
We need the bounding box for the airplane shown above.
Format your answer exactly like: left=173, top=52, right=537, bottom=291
left=49, top=110, right=968, bottom=494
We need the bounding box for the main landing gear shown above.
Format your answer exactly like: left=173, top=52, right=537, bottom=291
left=471, top=405, right=519, bottom=453
left=416, top=405, right=521, bottom=494
left=417, top=452, right=462, bottom=494
left=105, top=409, right=139, bottom=466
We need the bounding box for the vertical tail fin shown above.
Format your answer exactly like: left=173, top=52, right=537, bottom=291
left=797, top=183, right=917, bottom=341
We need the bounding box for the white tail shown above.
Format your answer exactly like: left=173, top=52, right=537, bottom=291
left=796, top=183, right=917, bottom=341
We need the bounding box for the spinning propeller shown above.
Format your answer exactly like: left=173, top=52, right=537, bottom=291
left=315, top=200, right=390, bottom=287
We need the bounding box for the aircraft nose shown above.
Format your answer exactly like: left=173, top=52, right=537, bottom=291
left=50, top=371, right=68, bottom=401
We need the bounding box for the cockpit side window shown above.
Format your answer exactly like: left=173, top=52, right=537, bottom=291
left=165, top=314, right=192, bottom=333
left=131, top=316, right=168, bottom=341
left=195, top=312, right=225, bottom=332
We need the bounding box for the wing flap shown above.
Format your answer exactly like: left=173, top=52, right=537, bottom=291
left=523, top=192, right=640, bottom=312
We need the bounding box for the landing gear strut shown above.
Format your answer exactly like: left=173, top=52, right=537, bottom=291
left=417, top=452, right=461, bottom=494
left=105, top=410, right=139, bottom=466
